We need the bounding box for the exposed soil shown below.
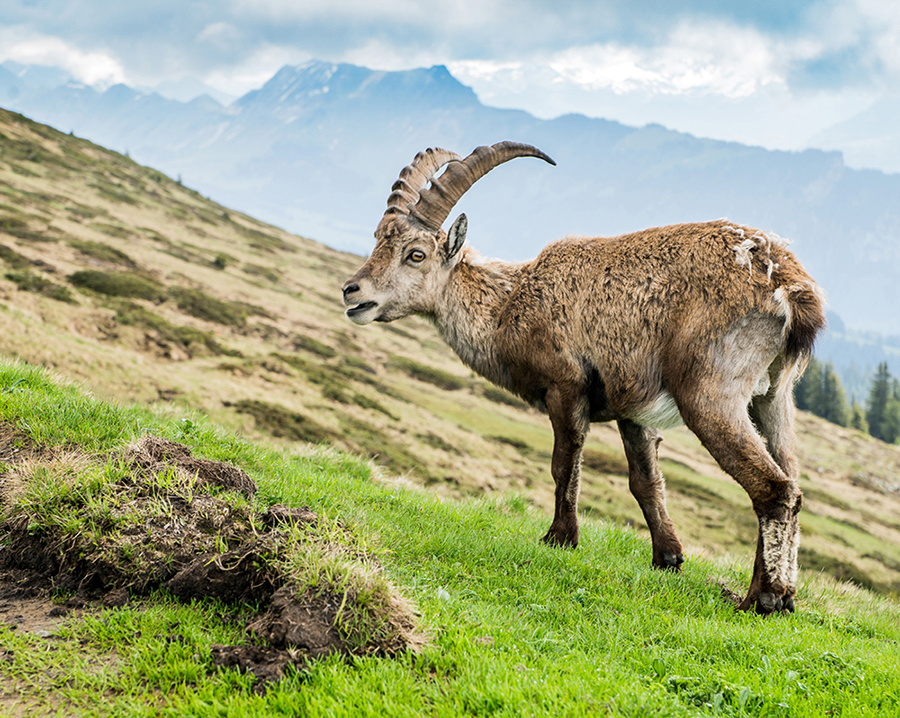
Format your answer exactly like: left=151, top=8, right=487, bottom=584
left=0, top=431, right=419, bottom=691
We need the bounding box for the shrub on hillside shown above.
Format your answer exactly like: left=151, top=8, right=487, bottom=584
left=388, top=355, right=467, bottom=391
left=69, top=239, right=137, bottom=267
left=5, top=270, right=77, bottom=303
left=169, top=286, right=247, bottom=327
left=68, top=270, right=165, bottom=301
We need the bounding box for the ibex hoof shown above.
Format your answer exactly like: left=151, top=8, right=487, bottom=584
left=750, top=591, right=796, bottom=615
left=540, top=529, right=578, bottom=549
left=654, top=552, right=685, bottom=572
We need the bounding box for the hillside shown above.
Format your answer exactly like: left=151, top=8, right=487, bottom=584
left=3, top=358, right=899, bottom=715
left=4, top=60, right=900, bottom=339
left=1, top=108, right=900, bottom=599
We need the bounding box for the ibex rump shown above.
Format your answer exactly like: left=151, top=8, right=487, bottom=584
left=342, top=142, right=825, bottom=614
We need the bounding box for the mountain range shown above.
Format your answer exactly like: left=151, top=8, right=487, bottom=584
left=1, top=59, right=899, bottom=359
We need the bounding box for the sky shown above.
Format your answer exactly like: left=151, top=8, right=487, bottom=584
left=1, top=0, right=898, bottom=160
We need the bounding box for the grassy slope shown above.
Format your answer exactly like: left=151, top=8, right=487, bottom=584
left=1, top=105, right=900, bottom=600
left=1, top=359, right=900, bottom=717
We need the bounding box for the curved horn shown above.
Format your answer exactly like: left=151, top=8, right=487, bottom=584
left=383, top=148, right=462, bottom=219
left=410, top=141, right=556, bottom=231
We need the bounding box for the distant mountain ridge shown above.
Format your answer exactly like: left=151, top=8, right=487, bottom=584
left=1, top=59, right=899, bottom=347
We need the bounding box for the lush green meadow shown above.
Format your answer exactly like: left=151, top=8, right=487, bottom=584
left=0, top=360, right=898, bottom=717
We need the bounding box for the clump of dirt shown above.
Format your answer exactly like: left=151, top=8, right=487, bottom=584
left=0, top=421, right=48, bottom=465
left=124, top=435, right=257, bottom=498
left=0, top=434, right=422, bottom=691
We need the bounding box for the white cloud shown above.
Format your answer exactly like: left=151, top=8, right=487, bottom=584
left=201, top=44, right=311, bottom=97
left=545, top=22, right=784, bottom=99
left=0, top=27, right=127, bottom=88
left=197, top=22, right=244, bottom=48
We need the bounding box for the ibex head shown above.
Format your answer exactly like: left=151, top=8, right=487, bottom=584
left=342, top=142, right=555, bottom=325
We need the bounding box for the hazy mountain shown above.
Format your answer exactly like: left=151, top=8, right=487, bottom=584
left=153, top=77, right=234, bottom=106
left=812, top=94, right=900, bottom=175
left=2, top=60, right=899, bottom=346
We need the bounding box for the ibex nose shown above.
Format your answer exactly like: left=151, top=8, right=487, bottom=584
left=342, top=282, right=360, bottom=299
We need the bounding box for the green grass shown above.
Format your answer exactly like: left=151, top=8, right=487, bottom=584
left=0, top=359, right=899, bottom=716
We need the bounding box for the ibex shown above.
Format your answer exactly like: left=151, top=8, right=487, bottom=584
left=342, top=141, right=825, bottom=614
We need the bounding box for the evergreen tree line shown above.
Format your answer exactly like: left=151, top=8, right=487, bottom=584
left=795, top=358, right=900, bottom=443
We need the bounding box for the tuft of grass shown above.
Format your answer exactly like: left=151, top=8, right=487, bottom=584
left=5, top=270, right=77, bottom=303
left=68, top=270, right=165, bottom=301
left=292, top=333, right=338, bottom=359
left=168, top=286, right=257, bottom=327
left=481, top=383, right=529, bottom=408
left=241, top=263, right=281, bottom=283
left=228, top=220, right=295, bottom=253
left=0, top=213, right=50, bottom=242
left=0, top=243, right=33, bottom=269
left=581, top=446, right=629, bottom=476
left=351, top=392, right=398, bottom=420
left=88, top=222, right=136, bottom=240
left=68, top=239, right=137, bottom=267
left=115, top=302, right=240, bottom=358
left=388, top=355, right=468, bottom=391
left=230, top=398, right=339, bottom=445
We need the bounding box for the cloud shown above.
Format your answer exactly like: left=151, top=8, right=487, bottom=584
left=545, top=23, right=783, bottom=98
left=0, top=0, right=899, bottom=100
left=0, top=27, right=127, bottom=87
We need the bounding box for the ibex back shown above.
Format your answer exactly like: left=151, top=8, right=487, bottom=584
left=342, top=141, right=825, bottom=614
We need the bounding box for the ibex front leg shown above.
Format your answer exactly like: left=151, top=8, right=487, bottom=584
left=618, top=419, right=685, bottom=571
left=541, top=385, right=589, bottom=548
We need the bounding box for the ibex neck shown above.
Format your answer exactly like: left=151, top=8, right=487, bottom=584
left=431, top=251, right=525, bottom=389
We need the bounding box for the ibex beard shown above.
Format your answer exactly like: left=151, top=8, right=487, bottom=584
left=343, top=141, right=825, bottom=615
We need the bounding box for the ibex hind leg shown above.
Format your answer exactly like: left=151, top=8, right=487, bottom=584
left=749, top=355, right=802, bottom=482
left=675, top=388, right=801, bottom=614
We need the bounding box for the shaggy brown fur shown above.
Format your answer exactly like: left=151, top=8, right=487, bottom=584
left=343, top=144, right=825, bottom=615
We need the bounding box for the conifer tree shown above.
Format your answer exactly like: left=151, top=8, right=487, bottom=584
left=850, top=399, right=868, bottom=433
left=819, top=363, right=850, bottom=426
left=795, top=357, right=822, bottom=413
left=866, top=362, right=893, bottom=441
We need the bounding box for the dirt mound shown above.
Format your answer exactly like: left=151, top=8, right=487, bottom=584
left=0, top=435, right=422, bottom=690
left=125, top=435, right=257, bottom=498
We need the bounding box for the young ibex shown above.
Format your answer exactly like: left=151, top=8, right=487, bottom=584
left=342, top=141, right=825, bottom=614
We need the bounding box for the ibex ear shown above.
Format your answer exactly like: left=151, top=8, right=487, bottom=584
left=446, top=213, right=467, bottom=262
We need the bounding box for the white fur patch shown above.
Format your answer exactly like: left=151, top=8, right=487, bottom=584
left=728, top=225, right=792, bottom=284
left=732, top=238, right=757, bottom=282
left=753, top=371, right=771, bottom=397
left=629, top=391, right=684, bottom=429
left=760, top=517, right=800, bottom=590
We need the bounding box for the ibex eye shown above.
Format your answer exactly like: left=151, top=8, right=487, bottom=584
left=409, top=250, right=426, bottom=262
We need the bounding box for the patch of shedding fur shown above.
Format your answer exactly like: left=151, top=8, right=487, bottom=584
left=760, top=517, right=800, bottom=590
left=732, top=238, right=757, bottom=282
left=729, top=226, right=793, bottom=284
left=629, top=391, right=684, bottom=430
left=772, top=287, right=792, bottom=339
